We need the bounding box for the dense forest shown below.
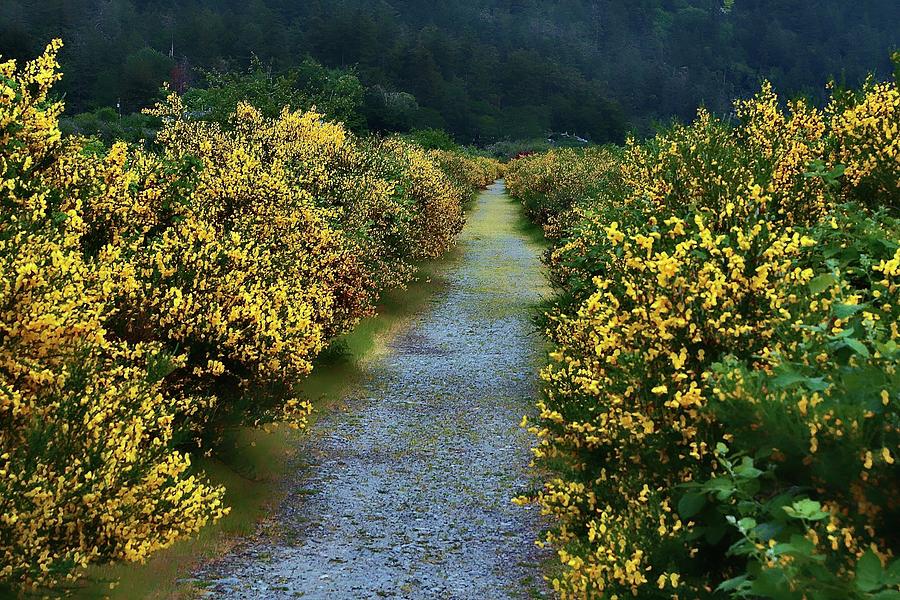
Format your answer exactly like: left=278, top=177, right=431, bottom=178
left=1, top=0, right=898, bottom=143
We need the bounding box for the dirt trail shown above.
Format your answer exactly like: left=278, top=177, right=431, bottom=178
left=194, top=181, right=550, bottom=599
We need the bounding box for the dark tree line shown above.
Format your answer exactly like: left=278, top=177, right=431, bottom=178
left=1, top=0, right=897, bottom=143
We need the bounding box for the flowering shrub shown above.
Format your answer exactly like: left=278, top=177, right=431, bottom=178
left=0, top=42, right=492, bottom=590
left=0, top=41, right=226, bottom=589
left=374, top=139, right=468, bottom=260
left=427, top=149, right=504, bottom=201
left=697, top=210, right=900, bottom=597
left=506, top=147, right=621, bottom=238
left=829, top=79, right=900, bottom=209
left=510, top=77, right=900, bottom=598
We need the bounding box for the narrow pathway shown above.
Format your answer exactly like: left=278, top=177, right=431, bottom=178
left=196, top=181, right=549, bottom=599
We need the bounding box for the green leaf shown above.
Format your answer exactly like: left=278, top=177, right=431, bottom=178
left=857, top=550, right=883, bottom=592
left=805, top=159, right=826, bottom=175
left=886, top=557, right=900, bottom=586
left=784, top=499, right=829, bottom=521
left=809, top=273, right=837, bottom=295
left=875, top=340, right=899, bottom=358
left=678, top=492, right=707, bottom=518
left=749, top=567, right=793, bottom=598
left=771, top=542, right=799, bottom=555
left=716, top=575, right=748, bottom=592
left=772, top=370, right=806, bottom=389
left=705, top=522, right=729, bottom=545
left=845, top=338, right=871, bottom=358
left=786, top=534, right=816, bottom=555
left=803, top=377, right=830, bottom=393
left=703, top=477, right=738, bottom=501
left=735, top=456, right=764, bottom=479
left=832, top=327, right=856, bottom=340
left=833, top=303, right=864, bottom=319
left=753, top=521, right=783, bottom=542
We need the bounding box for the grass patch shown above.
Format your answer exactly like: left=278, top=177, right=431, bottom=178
left=507, top=196, right=550, bottom=250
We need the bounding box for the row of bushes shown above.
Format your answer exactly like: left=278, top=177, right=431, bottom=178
left=0, top=42, right=500, bottom=590
left=508, top=74, right=899, bottom=598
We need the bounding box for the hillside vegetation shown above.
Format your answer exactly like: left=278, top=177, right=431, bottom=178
left=1, top=0, right=898, bottom=142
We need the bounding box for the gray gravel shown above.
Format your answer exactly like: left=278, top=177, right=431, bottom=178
left=193, top=181, right=551, bottom=599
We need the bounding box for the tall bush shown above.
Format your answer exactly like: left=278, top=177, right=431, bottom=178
left=510, top=78, right=900, bottom=598
left=0, top=40, right=226, bottom=590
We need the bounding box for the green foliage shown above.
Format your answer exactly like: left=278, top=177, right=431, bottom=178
left=403, top=128, right=459, bottom=151
left=183, top=58, right=367, bottom=132
left=121, top=47, right=173, bottom=107
left=59, top=108, right=160, bottom=145
left=683, top=449, right=900, bottom=600
left=696, top=207, right=900, bottom=599
left=484, top=139, right=552, bottom=160
left=27, top=0, right=900, bottom=142
left=363, top=86, right=422, bottom=133
left=10, top=1, right=896, bottom=142
left=0, top=45, right=500, bottom=590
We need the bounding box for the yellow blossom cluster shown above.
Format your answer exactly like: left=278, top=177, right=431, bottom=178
left=427, top=149, right=504, bottom=202
left=506, top=147, right=621, bottom=238
left=0, top=42, right=496, bottom=590
left=0, top=40, right=226, bottom=589
left=829, top=79, right=900, bottom=206
left=509, top=77, right=899, bottom=598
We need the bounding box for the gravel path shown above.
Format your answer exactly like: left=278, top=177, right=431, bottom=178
left=194, top=181, right=550, bottom=599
